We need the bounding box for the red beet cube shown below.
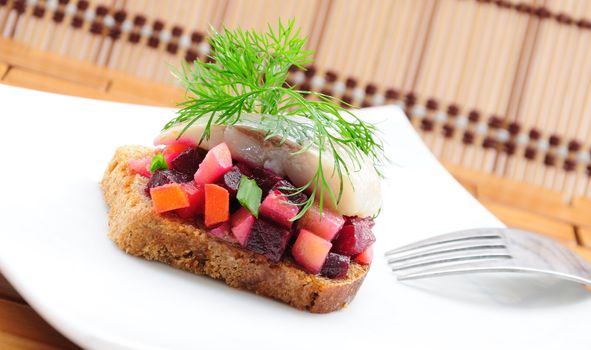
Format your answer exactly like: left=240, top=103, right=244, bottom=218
left=236, top=162, right=253, bottom=177
left=291, top=229, right=332, bottom=274
left=346, top=216, right=375, bottom=228
left=218, top=163, right=253, bottom=196
left=230, top=207, right=255, bottom=246
left=271, top=180, right=308, bottom=205
left=170, top=147, right=204, bottom=176
left=259, top=190, right=299, bottom=229
left=245, top=218, right=292, bottom=262
left=145, top=169, right=193, bottom=197
left=175, top=181, right=205, bottom=219
left=194, top=143, right=233, bottom=185
left=163, top=143, right=191, bottom=166
left=209, top=221, right=235, bottom=243
left=354, top=245, right=374, bottom=265
left=298, top=203, right=345, bottom=241
left=251, top=167, right=283, bottom=193
left=321, top=252, right=350, bottom=279
left=332, top=218, right=376, bottom=256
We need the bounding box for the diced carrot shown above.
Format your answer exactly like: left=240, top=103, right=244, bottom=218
left=150, top=183, right=190, bottom=213
left=204, top=184, right=230, bottom=227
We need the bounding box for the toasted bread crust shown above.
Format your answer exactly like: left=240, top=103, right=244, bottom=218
left=101, top=146, right=369, bottom=313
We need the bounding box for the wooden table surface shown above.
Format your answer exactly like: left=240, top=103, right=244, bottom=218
left=0, top=38, right=590, bottom=349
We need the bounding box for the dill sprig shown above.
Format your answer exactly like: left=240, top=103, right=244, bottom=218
left=165, top=19, right=385, bottom=219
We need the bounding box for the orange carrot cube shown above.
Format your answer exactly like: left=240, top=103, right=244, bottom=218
left=204, top=184, right=230, bottom=227
left=150, top=183, right=190, bottom=213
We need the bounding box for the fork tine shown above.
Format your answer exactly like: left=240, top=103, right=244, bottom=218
left=385, top=228, right=504, bottom=256
left=395, top=260, right=514, bottom=281
left=388, top=250, right=512, bottom=271
left=386, top=238, right=505, bottom=264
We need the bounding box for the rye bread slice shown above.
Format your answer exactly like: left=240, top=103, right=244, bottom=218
left=101, top=146, right=369, bottom=313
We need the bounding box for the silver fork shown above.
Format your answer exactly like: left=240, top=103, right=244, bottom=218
left=385, top=227, right=591, bottom=285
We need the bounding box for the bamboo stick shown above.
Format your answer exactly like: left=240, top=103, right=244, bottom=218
left=490, top=3, right=527, bottom=177
left=32, top=4, right=55, bottom=50
left=431, top=0, right=470, bottom=157
left=447, top=0, right=481, bottom=166
left=406, top=0, right=440, bottom=141
left=30, top=2, right=56, bottom=51
left=420, top=0, right=456, bottom=152
left=0, top=1, right=12, bottom=35
left=152, top=0, right=194, bottom=84
left=10, top=0, right=33, bottom=43
left=503, top=6, right=541, bottom=182
left=547, top=3, right=588, bottom=194
left=93, top=0, right=124, bottom=68
left=122, top=0, right=152, bottom=75
left=519, top=10, right=556, bottom=185
left=108, top=0, right=139, bottom=73
left=401, top=0, right=436, bottom=93
left=475, top=4, right=510, bottom=174
left=559, top=25, right=591, bottom=198
left=139, top=1, right=170, bottom=81
left=47, top=1, right=77, bottom=56
left=459, top=1, right=495, bottom=170
left=1, top=5, right=18, bottom=39
left=508, top=9, right=546, bottom=183
left=386, top=0, right=413, bottom=89
left=352, top=0, right=385, bottom=88
left=538, top=3, right=580, bottom=190
left=303, top=0, right=329, bottom=54
left=369, top=0, right=404, bottom=88
left=17, top=2, right=37, bottom=46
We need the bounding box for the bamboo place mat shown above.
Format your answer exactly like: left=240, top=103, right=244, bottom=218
left=1, top=0, right=591, bottom=348
left=1, top=0, right=590, bottom=202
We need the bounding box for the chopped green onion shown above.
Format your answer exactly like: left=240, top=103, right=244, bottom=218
left=237, top=176, right=262, bottom=218
left=150, top=153, right=168, bottom=173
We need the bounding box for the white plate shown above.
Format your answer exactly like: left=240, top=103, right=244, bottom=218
left=0, top=84, right=590, bottom=350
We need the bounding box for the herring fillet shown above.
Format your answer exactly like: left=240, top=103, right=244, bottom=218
left=154, top=114, right=382, bottom=217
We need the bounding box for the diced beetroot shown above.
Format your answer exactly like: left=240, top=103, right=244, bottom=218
left=208, top=222, right=237, bottom=244
left=291, top=229, right=332, bottom=274
left=145, top=169, right=193, bottom=197
left=354, top=245, right=374, bottom=265
left=175, top=182, right=205, bottom=219
left=251, top=167, right=282, bottom=193
left=162, top=143, right=191, bottom=166
left=170, top=147, right=204, bottom=176
left=271, top=180, right=307, bottom=205
left=321, top=252, right=350, bottom=278
left=209, top=221, right=229, bottom=238
left=236, top=162, right=253, bottom=177
left=259, top=190, right=299, bottom=229
left=218, top=163, right=253, bottom=196
left=230, top=207, right=255, bottom=246
left=298, top=203, right=345, bottom=241
left=194, top=143, right=233, bottom=185
left=346, top=216, right=376, bottom=228
left=245, top=218, right=292, bottom=262
left=128, top=157, right=151, bottom=177
left=332, top=218, right=376, bottom=256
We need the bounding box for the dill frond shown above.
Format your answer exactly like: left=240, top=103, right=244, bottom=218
left=165, top=19, right=385, bottom=218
